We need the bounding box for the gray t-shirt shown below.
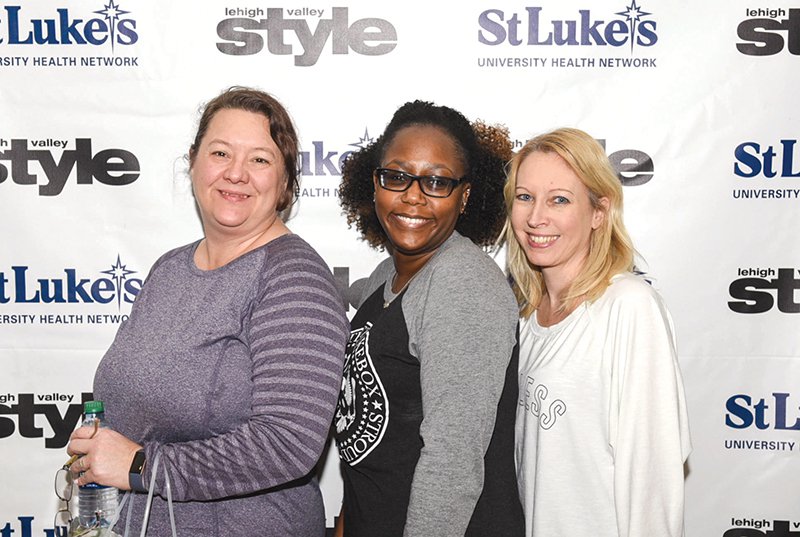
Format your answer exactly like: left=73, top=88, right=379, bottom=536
left=94, top=234, right=349, bottom=537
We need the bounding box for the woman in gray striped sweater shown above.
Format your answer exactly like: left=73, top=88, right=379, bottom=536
left=66, top=87, right=349, bottom=536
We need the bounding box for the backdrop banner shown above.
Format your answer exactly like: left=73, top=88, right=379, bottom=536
left=1, top=1, right=798, bottom=535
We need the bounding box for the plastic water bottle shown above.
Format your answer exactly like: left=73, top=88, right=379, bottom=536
left=75, top=400, right=121, bottom=536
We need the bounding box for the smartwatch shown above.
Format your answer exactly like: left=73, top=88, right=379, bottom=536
left=129, top=449, right=147, bottom=493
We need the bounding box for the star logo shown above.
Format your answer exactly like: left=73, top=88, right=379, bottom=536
left=101, top=255, right=137, bottom=310
left=349, top=128, right=375, bottom=150
left=615, top=1, right=652, bottom=53
left=94, top=1, right=131, bottom=53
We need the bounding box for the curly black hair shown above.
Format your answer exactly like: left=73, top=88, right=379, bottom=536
left=339, top=100, right=513, bottom=250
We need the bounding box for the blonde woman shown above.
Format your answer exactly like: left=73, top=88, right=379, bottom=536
left=504, top=128, right=691, bottom=537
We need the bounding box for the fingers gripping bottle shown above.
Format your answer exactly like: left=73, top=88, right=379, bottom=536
left=74, top=400, right=121, bottom=537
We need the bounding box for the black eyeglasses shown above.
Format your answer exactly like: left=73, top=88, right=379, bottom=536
left=374, top=168, right=464, bottom=198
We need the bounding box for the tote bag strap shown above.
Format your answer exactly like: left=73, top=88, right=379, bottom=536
left=132, top=450, right=177, bottom=537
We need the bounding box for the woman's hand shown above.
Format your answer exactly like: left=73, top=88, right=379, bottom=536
left=332, top=509, right=343, bottom=537
left=67, top=426, right=142, bottom=490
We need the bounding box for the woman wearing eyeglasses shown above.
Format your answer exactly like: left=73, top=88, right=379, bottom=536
left=333, top=100, right=524, bottom=537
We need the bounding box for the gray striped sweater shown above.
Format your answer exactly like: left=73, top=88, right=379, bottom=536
left=94, top=234, right=348, bottom=536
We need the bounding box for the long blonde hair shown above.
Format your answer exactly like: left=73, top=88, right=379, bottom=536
left=502, top=128, right=635, bottom=318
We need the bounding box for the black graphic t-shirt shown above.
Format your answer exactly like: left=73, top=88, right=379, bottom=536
left=334, top=283, right=524, bottom=537
left=334, top=284, right=423, bottom=536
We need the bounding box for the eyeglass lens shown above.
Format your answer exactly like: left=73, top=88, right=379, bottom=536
left=53, top=509, right=74, bottom=535
left=55, top=468, right=73, bottom=501
left=377, top=169, right=459, bottom=197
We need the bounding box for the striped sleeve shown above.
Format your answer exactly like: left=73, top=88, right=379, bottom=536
left=147, top=238, right=348, bottom=501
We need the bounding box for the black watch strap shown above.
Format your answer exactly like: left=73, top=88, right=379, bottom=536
left=129, top=449, right=147, bottom=492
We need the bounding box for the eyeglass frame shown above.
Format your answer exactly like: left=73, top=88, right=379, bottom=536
left=373, top=168, right=466, bottom=198
left=54, top=466, right=76, bottom=533
left=55, top=465, right=107, bottom=535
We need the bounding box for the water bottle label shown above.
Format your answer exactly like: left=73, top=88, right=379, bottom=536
left=79, top=482, right=111, bottom=490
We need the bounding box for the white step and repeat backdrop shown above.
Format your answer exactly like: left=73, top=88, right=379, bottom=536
left=1, top=0, right=798, bottom=535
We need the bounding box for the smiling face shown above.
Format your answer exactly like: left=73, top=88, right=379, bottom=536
left=374, top=124, right=469, bottom=266
left=510, top=150, right=606, bottom=283
left=190, top=108, right=287, bottom=241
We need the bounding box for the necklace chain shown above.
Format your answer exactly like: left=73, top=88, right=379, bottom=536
left=383, top=272, right=417, bottom=308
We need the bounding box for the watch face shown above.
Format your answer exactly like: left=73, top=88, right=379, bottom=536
left=129, top=450, right=147, bottom=492
left=130, top=450, right=146, bottom=473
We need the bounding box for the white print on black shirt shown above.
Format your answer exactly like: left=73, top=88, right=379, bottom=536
left=336, top=322, right=389, bottom=465
left=520, top=375, right=566, bottom=429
